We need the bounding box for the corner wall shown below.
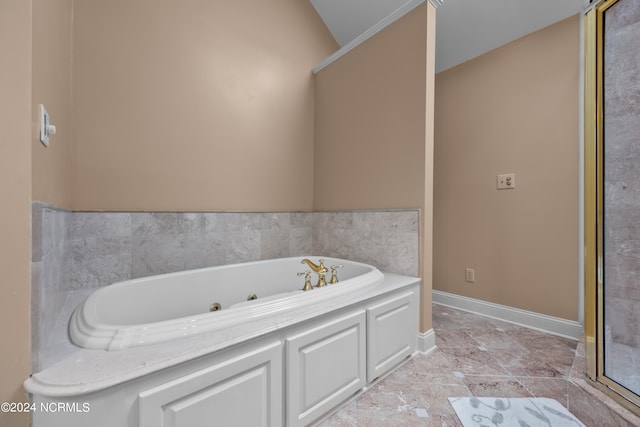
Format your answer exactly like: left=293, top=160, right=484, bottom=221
left=71, top=0, right=337, bottom=212
left=433, top=16, right=580, bottom=321
left=313, top=3, right=436, bottom=332
left=31, top=0, right=74, bottom=209
left=313, top=6, right=427, bottom=211
left=0, top=1, right=32, bottom=426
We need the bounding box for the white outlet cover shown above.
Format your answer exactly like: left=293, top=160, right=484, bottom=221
left=465, top=268, right=475, bottom=283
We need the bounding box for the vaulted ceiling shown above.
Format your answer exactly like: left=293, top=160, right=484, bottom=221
left=310, top=0, right=587, bottom=72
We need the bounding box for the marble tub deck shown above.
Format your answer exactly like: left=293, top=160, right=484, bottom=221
left=319, top=304, right=640, bottom=427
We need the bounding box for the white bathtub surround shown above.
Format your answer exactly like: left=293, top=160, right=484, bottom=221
left=30, top=203, right=419, bottom=371
left=37, top=288, right=94, bottom=370
left=26, top=258, right=420, bottom=427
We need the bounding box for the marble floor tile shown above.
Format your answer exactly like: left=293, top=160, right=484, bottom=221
left=423, top=413, right=464, bottom=426
left=437, top=347, right=508, bottom=376
left=570, top=354, right=587, bottom=381
left=432, top=307, right=482, bottom=330
left=461, top=375, right=532, bottom=397
left=319, top=304, right=640, bottom=427
left=575, top=338, right=586, bottom=357
left=405, top=349, right=456, bottom=374
left=533, top=348, right=577, bottom=377
left=352, top=410, right=428, bottom=426
left=463, top=327, right=529, bottom=351
left=567, top=381, right=634, bottom=427
left=492, top=349, right=564, bottom=378
left=317, top=401, right=358, bottom=427
left=516, top=377, right=570, bottom=407
left=410, top=383, right=472, bottom=417
left=382, top=363, right=465, bottom=387
left=356, top=382, right=425, bottom=413
left=509, top=328, right=576, bottom=353
left=434, top=329, right=478, bottom=348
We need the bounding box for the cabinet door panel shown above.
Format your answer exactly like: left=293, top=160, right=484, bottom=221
left=165, top=366, right=268, bottom=427
left=287, top=311, right=366, bottom=427
left=139, top=341, right=282, bottom=427
left=367, top=291, right=417, bottom=382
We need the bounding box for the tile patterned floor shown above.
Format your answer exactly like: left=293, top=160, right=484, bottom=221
left=317, top=304, right=640, bottom=427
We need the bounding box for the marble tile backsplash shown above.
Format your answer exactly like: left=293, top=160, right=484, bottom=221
left=67, top=212, right=133, bottom=289
left=31, top=203, right=70, bottom=372
left=313, top=210, right=419, bottom=276
left=31, top=204, right=419, bottom=372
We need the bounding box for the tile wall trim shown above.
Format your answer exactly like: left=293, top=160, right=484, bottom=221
left=433, top=290, right=583, bottom=340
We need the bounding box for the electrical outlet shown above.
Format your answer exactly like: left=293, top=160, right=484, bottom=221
left=497, top=173, right=515, bottom=190
left=465, top=268, right=475, bottom=283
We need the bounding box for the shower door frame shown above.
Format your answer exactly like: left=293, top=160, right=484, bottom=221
left=584, top=0, right=640, bottom=414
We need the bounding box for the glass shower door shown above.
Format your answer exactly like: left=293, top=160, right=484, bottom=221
left=585, top=0, right=640, bottom=412
left=602, top=0, right=640, bottom=400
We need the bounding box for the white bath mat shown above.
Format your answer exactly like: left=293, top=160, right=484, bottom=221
left=449, top=397, right=585, bottom=427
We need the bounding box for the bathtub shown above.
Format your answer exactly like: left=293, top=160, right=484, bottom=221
left=29, top=256, right=421, bottom=427
left=70, top=256, right=384, bottom=351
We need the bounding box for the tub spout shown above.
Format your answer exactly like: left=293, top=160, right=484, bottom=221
left=300, top=258, right=326, bottom=273
left=301, top=258, right=328, bottom=287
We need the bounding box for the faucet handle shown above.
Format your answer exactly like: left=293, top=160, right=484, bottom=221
left=298, top=270, right=313, bottom=291
left=329, top=264, right=343, bottom=284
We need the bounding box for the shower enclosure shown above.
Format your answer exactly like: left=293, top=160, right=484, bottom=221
left=584, top=0, right=640, bottom=413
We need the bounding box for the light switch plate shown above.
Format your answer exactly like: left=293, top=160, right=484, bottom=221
left=497, top=173, right=515, bottom=190
left=39, top=104, right=52, bottom=147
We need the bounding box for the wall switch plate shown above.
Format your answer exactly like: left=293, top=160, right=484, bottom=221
left=465, top=268, right=475, bottom=283
left=497, top=173, right=515, bottom=190
left=39, top=104, right=56, bottom=147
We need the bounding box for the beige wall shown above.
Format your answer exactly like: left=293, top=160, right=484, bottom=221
left=314, top=6, right=427, bottom=211
left=71, top=0, right=337, bottom=212
left=31, top=0, right=74, bottom=209
left=0, top=0, right=32, bottom=426
left=313, top=4, right=436, bottom=331
left=434, top=16, right=580, bottom=320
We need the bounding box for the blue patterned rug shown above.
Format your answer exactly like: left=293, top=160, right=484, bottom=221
left=449, top=397, right=585, bottom=427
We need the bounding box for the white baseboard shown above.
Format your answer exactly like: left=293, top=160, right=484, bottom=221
left=417, top=329, right=436, bottom=354
left=432, top=290, right=583, bottom=341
